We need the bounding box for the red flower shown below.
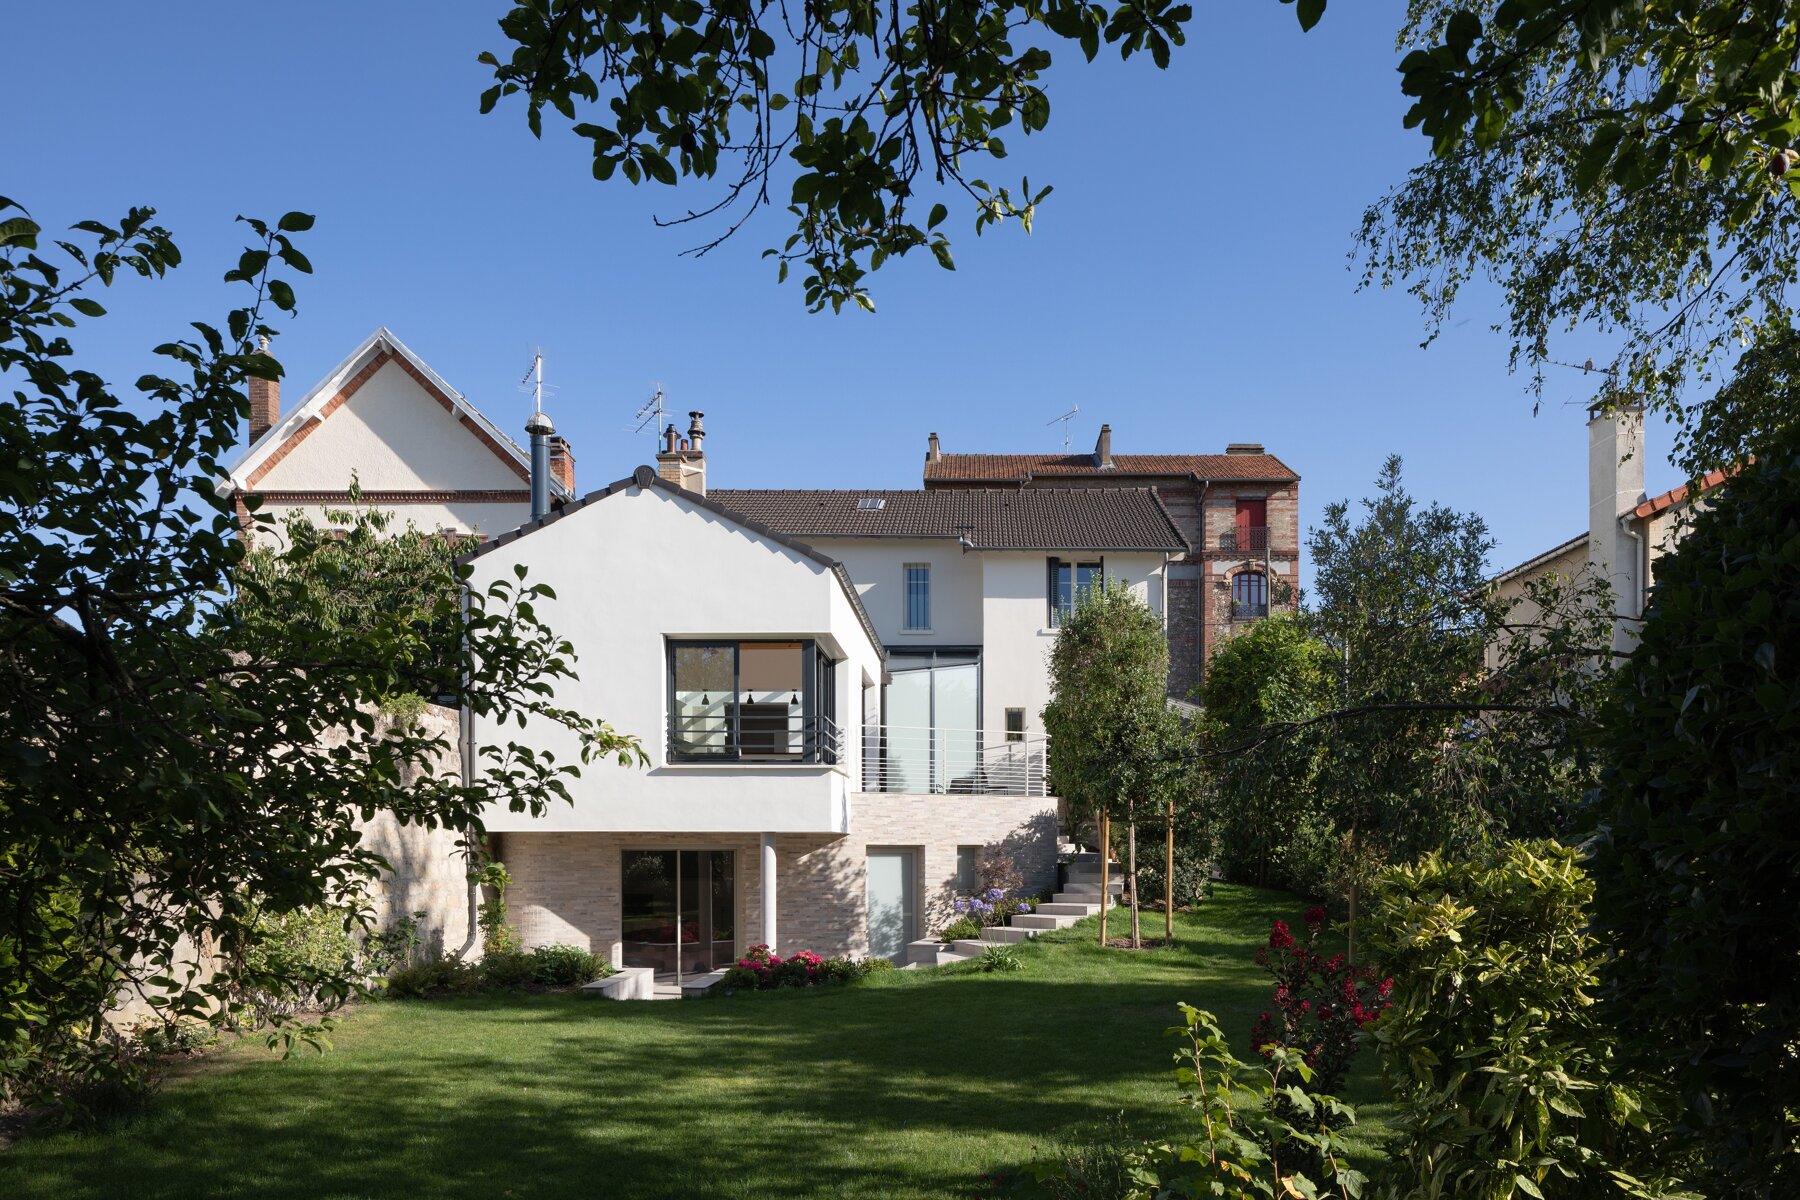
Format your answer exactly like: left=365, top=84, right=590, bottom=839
left=1268, top=919, right=1294, bottom=950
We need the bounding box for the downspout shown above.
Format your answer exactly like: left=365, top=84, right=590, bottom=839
left=1619, top=518, right=1645, bottom=652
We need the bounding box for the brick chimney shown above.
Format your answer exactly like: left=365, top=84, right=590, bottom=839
left=926, top=432, right=941, bottom=464
left=1094, top=424, right=1113, bottom=468
left=549, top=435, right=575, bottom=493
left=247, top=334, right=279, bottom=443
left=655, top=415, right=707, bottom=496
left=1588, top=401, right=1647, bottom=637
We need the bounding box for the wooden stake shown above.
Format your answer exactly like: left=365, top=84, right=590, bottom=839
left=1098, top=809, right=1110, bottom=946
left=1165, top=797, right=1175, bottom=942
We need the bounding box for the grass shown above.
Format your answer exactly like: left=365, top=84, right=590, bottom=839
left=0, top=885, right=1394, bottom=1199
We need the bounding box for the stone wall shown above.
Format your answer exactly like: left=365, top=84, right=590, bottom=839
left=496, top=793, right=1057, bottom=963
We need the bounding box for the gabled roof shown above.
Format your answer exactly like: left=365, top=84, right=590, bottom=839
left=1631, top=464, right=1737, bottom=520
left=709, top=487, right=1190, bottom=553
left=463, top=467, right=885, bottom=659
left=215, top=327, right=569, bottom=501
left=1490, top=532, right=1588, bottom=586
left=923, top=452, right=1299, bottom=485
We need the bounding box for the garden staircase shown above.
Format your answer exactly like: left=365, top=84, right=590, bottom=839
left=905, top=851, right=1122, bottom=967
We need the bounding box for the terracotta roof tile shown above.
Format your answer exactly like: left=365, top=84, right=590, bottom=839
left=708, top=487, right=1189, bottom=552
left=922, top=452, right=1298, bottom=484
left=1631, top=465, right=1738, bottom=520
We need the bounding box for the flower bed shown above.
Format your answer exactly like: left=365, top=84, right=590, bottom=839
left=720, top=944, right=892, bottom=991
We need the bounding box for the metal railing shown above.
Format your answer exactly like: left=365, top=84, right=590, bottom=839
left=1231, top=600, right=1269, bottom=620
left=668, top=712, right=841, bottom=764
left=1218, top=526, right=1270, bottom=553
left=859, top=724, right=1050, bottom=796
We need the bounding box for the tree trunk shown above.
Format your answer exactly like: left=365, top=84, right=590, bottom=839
left=1165, top=798, right=1175, bottom=942
left=1346, top=824, right=1360, bottom=967
left=1097, top=809, right=1110, bottom=946
left=1128, top=815, right=1141, bottom=949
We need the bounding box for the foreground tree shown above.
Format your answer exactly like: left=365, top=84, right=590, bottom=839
left=0, top=199, right=638, bottom=1111
left=1361, top=1, right=1800, bottom=473
left=1042, top=581, right=1182, bottom=949
left=1591, top=426, right=1800, bottom=1198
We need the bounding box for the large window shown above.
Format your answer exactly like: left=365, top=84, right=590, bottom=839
left=1047, top=557, right=1103, bottom=626
left=667, top=640, right=838, bottom=762
left=1231, top=571, right=1268, bottom=619
left=881, top=648, right=980, bottom=793
left=904, top=563, right=931, bottom=631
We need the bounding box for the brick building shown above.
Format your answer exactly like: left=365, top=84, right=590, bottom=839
left=920, top=426, right=1301, bottom=699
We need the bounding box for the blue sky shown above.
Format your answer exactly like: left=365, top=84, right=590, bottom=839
left=12, top=1, right=1684, bottom=589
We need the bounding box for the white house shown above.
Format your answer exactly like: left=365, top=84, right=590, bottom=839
left=462, top=466, right=1061, bottom=972
left=216, top=327, right=574, bottom=540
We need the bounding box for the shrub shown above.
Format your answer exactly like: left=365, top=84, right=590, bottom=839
left=975, top=844, right=1023, bottom=896
left=360, top=910, right=426, bottom=978
left=1011, top=1115, right=1140, bottom=1200
left=479, top=948, right=535, bottom=990
left=1248, top=905, right=1389, bottom=1096
left=721, top=945, right=886, bottom=992
left=1361, top=842, right=1683, bottom=1199
left=385, top=955, right=479, bottom=999
left=951, top=885, right=1033, bottom=929
left=938, top=916, right=981, bottom=943
left=1589, top=432, right=1800, bottom=1197
left=529, top=944, right=610, bottom=987
left=235, top=904, right=361, bottom=1025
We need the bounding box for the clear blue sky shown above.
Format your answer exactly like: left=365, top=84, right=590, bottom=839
left=12, top=1, right=1684, bottom=589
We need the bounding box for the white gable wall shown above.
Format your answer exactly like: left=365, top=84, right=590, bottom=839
left=467, top=482, right=883, bottom=835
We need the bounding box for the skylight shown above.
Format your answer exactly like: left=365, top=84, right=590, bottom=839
left=856, top=497, right=886, bottom=511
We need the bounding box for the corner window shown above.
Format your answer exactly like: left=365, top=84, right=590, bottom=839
left=1047, top=557, right=1103, bottom=626
left=667, top=640, right=838, bottom=763
left=904, top=563, right=931, bottom=631
left=1231, top=571, right=1268, bottom=619
left=1005, top=708, right=1026, bottom=743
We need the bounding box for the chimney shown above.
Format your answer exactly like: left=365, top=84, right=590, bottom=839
left=1225, top=442, right=1265, bottom=455
left=549, top=435, right=575, bottom=494
left=247, top=334, right=279, bottom=443
left=926, top=432, right=941, bottom=464
left=687, top=410, right=705, bottom=453
left=1095, top=424, right=1113, bottom=468
left=1588, top=401, right=1646, bottom=625
left=526, top=410, right=555, bottom=521
left=656, top=419, right=707, bottom=497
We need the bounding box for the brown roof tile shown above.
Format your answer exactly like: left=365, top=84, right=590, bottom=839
left=923, top=452, right=1299, bottom=484
left=708, top=487, right=1190, bottom=552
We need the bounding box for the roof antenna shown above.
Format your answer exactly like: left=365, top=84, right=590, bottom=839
left=519, top=349, right=556, bottom=415
left=1047, top=404, right=1079, bottom=451
left=629, top=384, right=667, bottom=446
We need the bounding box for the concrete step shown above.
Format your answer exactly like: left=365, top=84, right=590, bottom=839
left=1012, top=913, right=1080, bottom=930
left=935, top=951, right=972, bottom=965
left=580, top=966, right=655, bottom=1001
left=950, top=939, right=994, bottom=956
left=680, top=969, right=730, bottom=998
left=1036, top=902, right=1099, bottom=917
left=979, top=925, right=1037, bottom=944
left=1052, top=891, right=1115, bottom=906
left=1061, top=878, right=1125, bottom=896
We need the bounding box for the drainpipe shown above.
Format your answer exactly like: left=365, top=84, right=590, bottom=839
left=457, top=583, right=483, bottom=961
left=1618, top=520, right=1645, bottom=657
left=527, top=410, right=555, bottom=521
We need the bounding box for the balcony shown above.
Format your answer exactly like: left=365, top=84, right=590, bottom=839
left=1231, top=600, right=1269, bottom=620
left=1218, top=526, right=1269, bottom=553
left=668, top=711, right=841, bottom=764
left=859, top=725, right=1050, bottom=796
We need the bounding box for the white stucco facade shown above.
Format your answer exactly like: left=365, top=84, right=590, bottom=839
left=465, top=473, right=885, bottom=835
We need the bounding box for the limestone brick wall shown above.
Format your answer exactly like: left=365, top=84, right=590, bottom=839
left=496, top=794, right=1056, bottom=963
left=359, top=812, right=471, bottom=959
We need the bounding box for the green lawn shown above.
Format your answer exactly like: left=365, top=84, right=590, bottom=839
left=1, top=885, right=1393, bottom=1200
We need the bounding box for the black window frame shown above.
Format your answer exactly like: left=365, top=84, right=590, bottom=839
left=666, top=639, right=838, bottom=764
left=1004, top=708, right=1026, bottom=743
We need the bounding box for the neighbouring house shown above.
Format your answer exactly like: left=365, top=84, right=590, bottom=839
left=917, top=427, right=1302, bottom=699
left=1489, top=404, right=1736, bottom=667
left=215, top=327, right=575, bottom=541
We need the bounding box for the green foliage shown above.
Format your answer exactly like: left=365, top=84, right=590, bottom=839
left=472, top=861, right=522, bottom=956
left=235, top=906, right=360, bottom=1025
left=384, top=955, right=480, bottom=1000
left=1590, top=429, right=1800, bottom=1197
left=527, top=944, right=610, bottom=987
left=1358, top=0, right=1800, bottom=474
left=478, top=949, right=536, bottom=990
left=1199, top=614, right=1336, bottom=891
left=1043, top=581, right=1186, bottom=946
left=975, top=944, right=1022, bottom=974
left=0, top=196, right=643, bottom=1112
left=478, top=0, right=1202, bottom=312
left=939, top=917, right=981, bottom=944
left=360, top=911, right=427, bottom=979
left=1131, top=1004, right=1367, bottom=1199
left=1361, top=842, right=1687, bottom=1200
left=1009, top=1114, right=1141, bottom=1200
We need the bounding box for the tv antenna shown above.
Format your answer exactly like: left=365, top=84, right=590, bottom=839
left=518, top=350, right=554, bottom=415
left=630, top=385, right=667, bottom=443
left=1046, top=404, right=1079, bottom=450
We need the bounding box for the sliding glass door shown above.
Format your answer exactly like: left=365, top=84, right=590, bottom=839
left=619, top=849, right=736, bottom=981
left=882, top=650, right=980, bottom=793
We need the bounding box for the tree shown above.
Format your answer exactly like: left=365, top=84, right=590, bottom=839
left=1358, top=1, right=1800, bottom=475
left=1589, top=425, right=1800, bottom=1198
left=1304, top=455, right=1498, bottom=957
left=478, top=0, right=1209, bottom=313
left=1042, top=581, right=1182, bottom=948
left=1197, top=613, right=1335, bottom=892
left=0, top=198, right=640, bottom=1112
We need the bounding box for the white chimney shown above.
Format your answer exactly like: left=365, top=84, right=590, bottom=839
left=1588, top=402, right=1646, bottom=631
